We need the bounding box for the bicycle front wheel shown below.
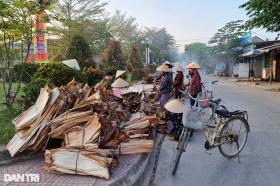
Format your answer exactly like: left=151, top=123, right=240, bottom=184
left=218, top=116, right=249, bottom=158
left=172, top=127, right=190, bottom=175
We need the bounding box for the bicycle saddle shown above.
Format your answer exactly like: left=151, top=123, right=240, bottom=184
left=215, top=108, right=230, bottom=118
left=210, top=97, right=222, bottom=105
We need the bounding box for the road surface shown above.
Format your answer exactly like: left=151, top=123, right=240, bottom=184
left=155, top=76, right=280, bottom=186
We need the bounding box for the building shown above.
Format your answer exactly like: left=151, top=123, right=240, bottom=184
left=238, top=36, right=280, bottom=81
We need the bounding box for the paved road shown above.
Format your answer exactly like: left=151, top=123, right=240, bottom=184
left=155, top=77, right=280, bottom=186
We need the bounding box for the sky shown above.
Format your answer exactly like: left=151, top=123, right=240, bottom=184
left=105, top=0, right=278, bottom=51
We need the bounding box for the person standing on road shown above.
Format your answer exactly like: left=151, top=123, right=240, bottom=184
left=157, top=64, right=173, bottom=111
left=173, top=64, right=185, bottom=98
left=187, top=62, right=202, bottom=106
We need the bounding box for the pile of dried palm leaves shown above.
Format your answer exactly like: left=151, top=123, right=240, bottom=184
left=6, top=80, right=160, bottom=179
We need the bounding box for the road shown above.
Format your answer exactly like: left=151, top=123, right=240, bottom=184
left=154, top=76, right=280, bottom=186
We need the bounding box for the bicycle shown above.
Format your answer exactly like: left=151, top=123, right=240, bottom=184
left=171, top=82, right=250, bottom=175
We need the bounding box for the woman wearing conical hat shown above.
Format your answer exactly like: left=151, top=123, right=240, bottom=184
left=111, top=78, right=129, bottom=98
left=186, top=61, right=202, bottom=106
left=173, top=63, right=184, bottom=98
left=164, top=99, right=184, bottom=140
left=157, top=64, right=173, bottom=111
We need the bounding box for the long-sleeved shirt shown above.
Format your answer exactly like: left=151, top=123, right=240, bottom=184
left=160, top=73, right=173, bottom=95
left=188, top=72, right=202, bottom=96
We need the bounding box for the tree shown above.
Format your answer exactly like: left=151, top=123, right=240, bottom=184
left=108, top=10, right=139, bottom=51
left=208, top=20, right=245, bottom=75
left=184, top=42, right=210, bottom=68
left=102, top=40, right=125, bottom=73
left=140, top=27, right=176, bottom=63
left=66, top=34, right=94, bottom=68
left=240, top=0, right=280, bottom=34
left=47, top=0, right=108, bottom=58
left=127, top=43, right=143, bottom=72
left=0, top=0, right=43, bottom=108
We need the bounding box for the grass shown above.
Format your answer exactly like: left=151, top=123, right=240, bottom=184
left=0, top=83, right=24, bottom=145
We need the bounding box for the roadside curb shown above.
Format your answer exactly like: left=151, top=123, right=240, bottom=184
left=110, top=130, right=160, bottom=186
left=0, top=145, right=43, bottom=166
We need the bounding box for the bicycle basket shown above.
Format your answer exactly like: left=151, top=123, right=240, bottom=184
left=183, top=105, right=211, bottom=130
left=196, top=91, right=210, bottom=108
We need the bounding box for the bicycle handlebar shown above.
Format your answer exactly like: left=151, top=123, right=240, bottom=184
left=178, top=90, right=209, bottom=102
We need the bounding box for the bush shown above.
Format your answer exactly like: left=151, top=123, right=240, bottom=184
left=147, top=64, right=157, bottom=73
left=33, top=63, right=86, bottom=87
left=127, top=44, right=143, bottom=72
left=131, top=68, right=143, bottom=81
left=66, top=34, right=95, bottom=68
left=13, top=63, right=40, bottom=83
left=22, top=78, right=54, bottom=108
left=100, top=64, right=118, bottom=76
left=84, top=67, right=105, bottom=86
left=102, top=40, right=125, bottom=70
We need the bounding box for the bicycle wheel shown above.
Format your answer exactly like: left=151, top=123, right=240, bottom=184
left=172, top=127, right=190, bottom=175
left=218, top=116, right=249, bottom=158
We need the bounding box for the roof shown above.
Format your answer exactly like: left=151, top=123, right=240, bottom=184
left=258, top=43, right=280, bottom=52
left=239, top=49, right=264, bottom=58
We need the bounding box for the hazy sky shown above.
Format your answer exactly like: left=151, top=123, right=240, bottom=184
left=106, top=0, right=277, bottom=51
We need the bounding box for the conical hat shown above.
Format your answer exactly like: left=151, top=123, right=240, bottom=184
left=164, top=99, right=184, bottom=113
left=163, top=61, right=174, bottom=68
left=115, top=70, right=126, bottom=78
left=186, top=61, right=200, bottom=69
left=173, top=63, right=184, bottom=72
left=62, top=59, right=80, bottom=70
left=156, top=64, right=171, bottom=72
left=111, top=78, right=129, bottom=88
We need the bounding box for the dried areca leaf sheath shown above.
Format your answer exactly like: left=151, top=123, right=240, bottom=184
left=44, top=148, right=111, bottom=179
left=119, top=139, right=154, bottom=154
left=64, top=113, right=101, bottom=148
left=14, top=87, right=50, bottom=131
left=124, top=120, right=150, bottom=130
left=7, top=88, right=60, bottom=157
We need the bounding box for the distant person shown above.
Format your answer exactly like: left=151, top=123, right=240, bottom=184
left=173, top=64, right=184, bottom=98
left=163, top=61, right=174, bottom=80
left=115, top=70, right=126, bottom=79
left=155, top=61, right=174, bottom=82
left=111, top=78, right=129, bottom=98
left=186, top=62, right=202, bottom=106
left=157, top=64, right=173, bottom=111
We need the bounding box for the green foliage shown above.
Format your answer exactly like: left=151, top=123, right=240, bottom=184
left=140, top=28, right=176, bottom=62
left=84, top=67, right=105, bottom=86
left=184, top=42, right=210, bottom=68
left=240, top=0, right=280, bottom=33
left=100, top=64, right=118, bottom=76
left=13, top=63, right=40, bottom=83
left=102, top=40, right=125, bottom=70
left=48, top=0, right=108, bottom=57
left=209, top=20, right=244, bottom=53
left=33, top=63, right=86, bottom=87
left=147, top=64, right=157, bottom=73
left=108, top=10, right=139, bottom=51
left=22, top=77, right=54, bottom=108
left=66, top=34, right=95, bottom=68
left=127, top=44, right=143, bottom=72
